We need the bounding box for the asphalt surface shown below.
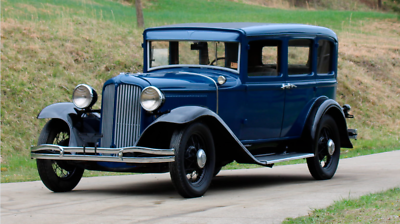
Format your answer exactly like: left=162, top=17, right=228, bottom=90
left=2, top=150, right=400, bottom=224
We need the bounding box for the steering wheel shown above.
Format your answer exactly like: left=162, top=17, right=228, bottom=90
left=209, top=57, right=226, bottom=65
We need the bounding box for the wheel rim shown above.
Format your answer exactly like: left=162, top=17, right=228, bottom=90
left=51, top=128, right=75, bottom=179
left=184, top=134, right=207, bottom=184
left=51, top=161, right=75, bottom=179
left=52, top=131, right=69, bottom=146
left=317, top=127, right=335, bottom=168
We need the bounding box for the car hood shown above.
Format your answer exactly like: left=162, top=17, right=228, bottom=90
left=105, top=70, right=240, bottom=91
left=137, top=71, right=217, bottom=91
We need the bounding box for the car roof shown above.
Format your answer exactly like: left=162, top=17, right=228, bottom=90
left=147, top=23, right=337, bottom=40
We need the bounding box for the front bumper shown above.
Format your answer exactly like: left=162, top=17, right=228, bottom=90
left=31, top=144, right=175, bottom=163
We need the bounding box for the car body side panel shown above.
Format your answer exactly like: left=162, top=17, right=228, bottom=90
left=241, top=81, right=285, bottom=140
left=137, top=106, right=267, bottom=165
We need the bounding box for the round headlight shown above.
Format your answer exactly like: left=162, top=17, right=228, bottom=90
left=140, top=86, right=165, bottom=112
left=72, top=84, right=98, bottom=109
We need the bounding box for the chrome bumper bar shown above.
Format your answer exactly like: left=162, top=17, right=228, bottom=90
left=31, top=144, right=175, bottom=163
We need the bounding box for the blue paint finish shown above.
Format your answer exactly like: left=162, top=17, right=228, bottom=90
left=241, top=81, right=285, bottom=140
left=281, top=80, right=317, bottom=137
left=142, top=23, right=340, bottom=143
left=82, top=23, right=351, bottom=170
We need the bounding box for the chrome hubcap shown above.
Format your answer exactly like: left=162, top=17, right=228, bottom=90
left=196, top=149, right=207, bottom=168
left=327, top=139, right=335, bottom=156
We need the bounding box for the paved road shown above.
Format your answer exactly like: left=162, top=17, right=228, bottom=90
left=2, top=151, right=400, bottom=224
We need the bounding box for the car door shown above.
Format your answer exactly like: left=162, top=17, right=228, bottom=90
left=240, top=38, right=285, bottom=141
left=281, top=38, right=317, bottom=137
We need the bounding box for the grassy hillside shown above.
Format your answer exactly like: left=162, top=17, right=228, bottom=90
left=1, top=0, right=399, bottom=182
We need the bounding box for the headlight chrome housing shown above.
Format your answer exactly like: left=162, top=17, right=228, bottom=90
left=72, top=84, right=98, bottom=109
left=140, top=86, right=165, bottom=112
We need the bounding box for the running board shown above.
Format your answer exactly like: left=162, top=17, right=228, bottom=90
left=255, top=152, right=314, bottom=165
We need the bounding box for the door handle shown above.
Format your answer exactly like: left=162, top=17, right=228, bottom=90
left=281, top=83, right=297, bottom=89
left=281, top=84, right=289, bottom=89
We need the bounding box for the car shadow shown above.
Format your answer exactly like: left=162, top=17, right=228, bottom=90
left=70, top=170, right=316, bottom=197
left=210, top=173, right=314, bottom=192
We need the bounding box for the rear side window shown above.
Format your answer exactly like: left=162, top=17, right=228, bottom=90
left=317, top=40, right=333, bottom=74
left=247, top=40, right=281, bottom=77
left=288, top=39, right=312, bottom=75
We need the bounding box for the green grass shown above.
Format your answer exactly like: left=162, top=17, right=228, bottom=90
left=284, top=187, right=400, bottom=223
left=2, top=0, right=396, bottom=29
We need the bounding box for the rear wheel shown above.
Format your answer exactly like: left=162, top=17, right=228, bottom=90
left=213, top=165, right=222, bottom=177
left=36, top=119, right=84, bottom=192
left=169, top=122, right=216, bottom=198
left=307, top=115, right=340, bottom=180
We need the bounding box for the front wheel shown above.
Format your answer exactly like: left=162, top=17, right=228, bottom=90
left=169, top=122, right=216, bottom=198
left=36, top=119, right=84, bottom=192
left=307, top=115, right=341, bottom=180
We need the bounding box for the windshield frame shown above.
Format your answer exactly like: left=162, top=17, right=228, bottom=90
left=146, top=40, right=241, bottom=74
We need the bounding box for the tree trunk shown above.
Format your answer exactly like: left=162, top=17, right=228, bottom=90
left=135, top=0, right=144, bottom=28
left=378, top=0, right=382, bottom=9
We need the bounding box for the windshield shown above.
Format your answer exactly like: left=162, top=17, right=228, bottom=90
left=148, top=41, right=240, bottom=72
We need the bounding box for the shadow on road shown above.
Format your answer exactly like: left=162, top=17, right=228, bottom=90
left=210, top=173, right=314, bottom=191
left=70, top=170, right=315, bottom=197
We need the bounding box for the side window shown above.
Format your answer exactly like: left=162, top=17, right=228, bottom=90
left=317, top=40, right=333, bottom=74
left=248, top=40, right=281, bottom=77
left=288, top=39, right=312, bottom=75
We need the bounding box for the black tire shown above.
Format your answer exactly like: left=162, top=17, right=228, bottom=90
left=307, top=115, right=341, bottom=180
left=213, top=165, right=222, bottom=177
left=36, top=119, right=84, bottom=192
left=169, top=122, right=216, bottom=198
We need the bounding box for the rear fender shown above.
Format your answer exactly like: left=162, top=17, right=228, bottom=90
left=304, top=99, right=353, bottom=149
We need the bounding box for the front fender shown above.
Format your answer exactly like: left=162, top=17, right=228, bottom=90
left=37, top=102, right=100, bottom=146
left=137, top=106, right=265, bottom=165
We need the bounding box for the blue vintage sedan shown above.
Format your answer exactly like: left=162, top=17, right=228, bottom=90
left=31, top=23, right=357, bottom=198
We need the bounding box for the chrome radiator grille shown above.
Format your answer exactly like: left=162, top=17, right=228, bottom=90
left=101, top=85, right=115, bottom=148
left=101, top=84, right=142, bottom=148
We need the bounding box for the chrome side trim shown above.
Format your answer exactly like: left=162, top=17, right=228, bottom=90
left=177, top=72, right=219, bottom=114
left=31, top=144, right=175, bottom=163
left=265, top=153, right=314, bottom=164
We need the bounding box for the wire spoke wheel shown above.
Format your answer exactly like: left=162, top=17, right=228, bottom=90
left=307, top=115, right=340, bottom=180
left=169, top=123, right=216, bottom=198
left=36, top=119, right=84, bottom=192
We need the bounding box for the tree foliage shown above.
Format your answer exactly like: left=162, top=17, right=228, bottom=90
left=384, top=0, right=400, bottom=13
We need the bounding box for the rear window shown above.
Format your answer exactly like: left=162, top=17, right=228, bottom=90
left=317, top=40, right=333, bottom=74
